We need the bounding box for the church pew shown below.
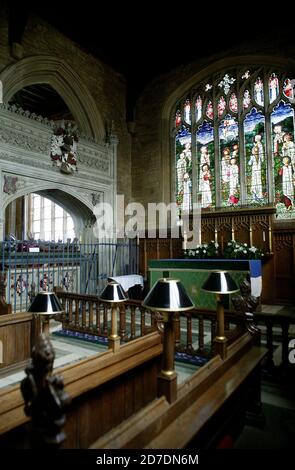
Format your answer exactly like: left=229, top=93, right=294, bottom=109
left=90, top=332, right=267, bottom=449
left=0, top=331, right=162, bottom=448
left=0, top=312, right=39, bottom=371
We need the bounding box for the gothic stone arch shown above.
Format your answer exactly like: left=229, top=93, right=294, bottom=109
left=0, top=55, right=105, bottom=142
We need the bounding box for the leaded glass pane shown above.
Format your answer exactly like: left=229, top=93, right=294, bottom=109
left=244, top=109, right=267, bottom=204
left=219, top=116, right=240, bottom=206
left=195, top=96, right=202, bottom=122
left=175, top=127, right=192, bottom=212
left=271, top=101, right=295, bottom=218
left=269, top=73, right=279, bottom=104
left=206, top=101, right=213, bottom=120
left=229, top=93, right=238, bottom=113
left=184, top=99, right=191, bottom=124
left=243, top=90, right=251, bottom=109
left=254, top=78, right=264, bottom=106
left=197, top=121, right=215, bottom=209
left=218, top=96, right=226, bottom=117
left=283, top=78, right=295, bottom=101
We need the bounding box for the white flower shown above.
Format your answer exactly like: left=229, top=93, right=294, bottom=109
left=243, top=250, right=247, bottom=254
left=204, top=244, right=208, bottom=248
left=244, top=243, right=247, bottom=247
left=203, top=249, right=206, bottom=253
left=249, top=247, right=257, bottom=253
left=215, top=243, right=219, bottom=248
left=234, top=249, right=238, bottom=252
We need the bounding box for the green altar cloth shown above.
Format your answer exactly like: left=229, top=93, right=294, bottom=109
left=148, top=259, right=259, bottom=310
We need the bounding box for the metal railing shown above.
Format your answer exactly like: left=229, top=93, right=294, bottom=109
left=0, top=238, right=139, bottom=313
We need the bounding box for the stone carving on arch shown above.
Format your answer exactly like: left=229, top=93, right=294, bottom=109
left=0, top=55, right=105, bottom=142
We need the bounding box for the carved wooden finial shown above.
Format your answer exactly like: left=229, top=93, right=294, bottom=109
left=232, top=276, right=260, bottom=336
left=21, top=335, right=71, bottom=448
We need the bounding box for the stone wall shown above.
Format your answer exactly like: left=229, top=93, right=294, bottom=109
left=0, top=7, right=132, bottom=202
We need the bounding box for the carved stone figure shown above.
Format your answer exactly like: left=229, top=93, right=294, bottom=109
left=20, top=335, right=71, bottom=448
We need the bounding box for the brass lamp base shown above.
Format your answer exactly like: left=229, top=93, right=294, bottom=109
left=108, top=334, right=120, bottom=353
left=158, top=370, right=177, bottom=404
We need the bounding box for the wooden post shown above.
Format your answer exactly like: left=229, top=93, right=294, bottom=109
left=157, top=313, right=177, bottom=404
left=214, top=294, right=227, bottom=359
left=108, top=304, right=120, bottom=352
left=42, top=317, right=50, bottom=337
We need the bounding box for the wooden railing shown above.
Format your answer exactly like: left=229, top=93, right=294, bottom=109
left=54, top=289, right=294, bottom=371
left=54, top=290, right=245, bottom=361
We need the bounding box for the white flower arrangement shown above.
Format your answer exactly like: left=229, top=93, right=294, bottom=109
left=183, top=240, right=219, bottom=259
left=223, top=240, right=264, bottom=260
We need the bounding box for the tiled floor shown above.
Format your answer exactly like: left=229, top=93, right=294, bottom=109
left=0, top=322, right=200, bottom=389
left=0, top=328, right=108, bottom=390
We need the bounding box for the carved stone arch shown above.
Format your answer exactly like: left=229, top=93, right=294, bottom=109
left=0, top=55, right=105, bottom=142
left=161, top=54, right=295, bottom=204
left=3, top=183, right=94, bottom=213
left=2, top=183, right=97, bottom=241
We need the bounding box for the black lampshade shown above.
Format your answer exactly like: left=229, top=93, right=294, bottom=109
left=142, top=278, right=194, bottom=312
left=28, top=292, right=64, bottom=315
left=98, top=281, right=127, bottom=303
left=202, top=271, right=239, bottom=294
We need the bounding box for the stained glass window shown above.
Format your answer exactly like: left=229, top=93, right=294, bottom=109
left=173, top=67, right=295, bottom=218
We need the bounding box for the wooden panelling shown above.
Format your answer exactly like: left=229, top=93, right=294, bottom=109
left=0, top=332, right=162, bottom=448
left=90, top=334, right=267, bottom=449
left=0, top=313, right=33, bottom=369
left=139, top=237, right=182, bottom=278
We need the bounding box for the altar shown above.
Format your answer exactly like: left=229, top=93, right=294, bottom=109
left=148, top=259, right=262, bottom=310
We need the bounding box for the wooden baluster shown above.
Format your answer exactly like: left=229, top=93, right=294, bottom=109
left=173, top=312, right=181, bottom=351
left=211, top=318, right=216, bottom=342
left=119, top=304, right=127, bottom=340
left=75, top=299, right=79, bottom=327
left=96, top=301, right=101, bottom=334
left=141, top=309, right=145, bottom=336
left=68, top=299, right=73, bottom=325
left=198, top=316, right=204, bottom=353
left=103, top=305, right=108, bottom=336
left=152, top=311, right=157, bottom=330
left=265, top=319, right=274, bottom=371
left=281, top=320, right=290, bottom=370
left=82, top=300, right=86, bottom=329
left=89, top=301, right=94, bottom=330
left=209, top=318, right=216, bottom=356
left=186, top=313, right=193, bottom=354
left=131, top=306, right=136, bottom=339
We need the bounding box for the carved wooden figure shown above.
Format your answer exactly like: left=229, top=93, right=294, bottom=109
left=20, top=334, right=70, bottom=448
left=232, top=276, right=260, bottom=338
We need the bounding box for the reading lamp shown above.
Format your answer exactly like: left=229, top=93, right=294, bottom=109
left=28, top=291, right=64, bottom=336
left=142, top=278, right=194, bottom=403
left=98, top=281, right=127, bottom=352
left=202, top=271, right=239, bottom=359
